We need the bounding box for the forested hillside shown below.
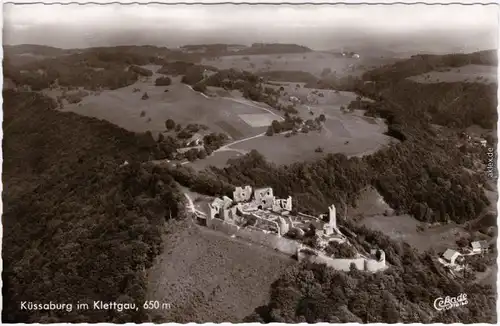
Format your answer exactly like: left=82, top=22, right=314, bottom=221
left=2, top=90, right=186, bottom=323
left=362, top=49, right=497, bottom=82
left=244, top=238, right=496, bottom=323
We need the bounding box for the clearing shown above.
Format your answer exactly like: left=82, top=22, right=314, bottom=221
left=407, top=64, right=497, bottom=84
left=229, top=92, right=391, bottom=165
left=352, top=187, right=473, bottom=253
left=57, top=65, right=278, bottom=140
left=183, top=85, right=391, bottom=168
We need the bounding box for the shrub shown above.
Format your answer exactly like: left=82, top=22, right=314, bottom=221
left=129, top=65, right=153, bottom=77
left=193, top=83, right=207, bottom=93
left=165, top=119, right=175, bottom=130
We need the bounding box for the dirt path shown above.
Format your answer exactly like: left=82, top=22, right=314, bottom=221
left=215, top=132, right=266, bottom=152
left=185, top=84, right=211, bottom=99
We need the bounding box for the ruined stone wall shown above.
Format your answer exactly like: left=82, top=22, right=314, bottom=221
left=209, top=218, right=240, bottom=234
left=297, top=252, right=365, bottom=271
left=207, top=220, right=387, bottom=272
left=238, top=227, right=300, bottom=255
left=253, top=215, right=280, bottom=233
left=233, top=186, right=253, bottom=202
left=208, top=219, right=299, bottom=256
left=297, top=250, right=386, bottom=272
left=365, top=258, right=387, bottom=272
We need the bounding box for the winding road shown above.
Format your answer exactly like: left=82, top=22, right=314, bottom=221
left=215, top=132, right=266, bottom=153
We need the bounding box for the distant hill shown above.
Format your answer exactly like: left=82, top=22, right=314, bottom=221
left=237, top=43, right=312, bottom=55
left=362, top=49, right=497, bottom=82
left=3, top=44, right=69, bottom=57
left=180, top=43, right=247, bottom=52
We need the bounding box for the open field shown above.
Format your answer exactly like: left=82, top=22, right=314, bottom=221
left=58, top=65, right=275, bottom=139
left=348, top=187, right=393, bottom=217
left=146, top=219, right=294, bottom=322
left=230, top=106, right=391, bottom=165
left=352, top=188, right=474, bottom=253
left=202, top=52, right=394, bottom=78
left=231, top=128, right=389, bottom=166
left=188, top=150, right=243, bottom=171
left=238, top=113, right=277, bottom=127
left=265, top=81, right=361, bottom=109
left=407, top=64, right=497, bottom=84
left=360, top=213, right=471, bottom=253
left=181, top=86, right=390, bottom=168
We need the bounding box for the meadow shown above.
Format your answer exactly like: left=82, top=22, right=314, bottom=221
left=146, top=219, right=293, bottom=323
left=60, top=66, right=275, bottom=139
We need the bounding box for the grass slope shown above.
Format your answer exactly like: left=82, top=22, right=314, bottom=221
left=146, top=220, right=294, bottom=322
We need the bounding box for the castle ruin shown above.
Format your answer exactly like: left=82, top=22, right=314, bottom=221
left=204, top=185, right=387, bottom=273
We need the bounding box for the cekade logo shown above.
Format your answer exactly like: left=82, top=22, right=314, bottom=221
left=433, top=293, right=468, bottom=311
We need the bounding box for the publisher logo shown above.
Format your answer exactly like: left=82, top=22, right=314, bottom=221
left=433, top=293, right=468, bottom=311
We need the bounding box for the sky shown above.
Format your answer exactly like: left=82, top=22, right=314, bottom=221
left=3, top=3, right=499, bottom=52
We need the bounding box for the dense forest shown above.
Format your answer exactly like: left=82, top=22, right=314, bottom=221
left=2, top=90, right=187, bottom=323
left=167, top=143, right=489, bottom=225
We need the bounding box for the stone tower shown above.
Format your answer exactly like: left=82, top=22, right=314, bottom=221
left=328, top=204, right=337, bottom=230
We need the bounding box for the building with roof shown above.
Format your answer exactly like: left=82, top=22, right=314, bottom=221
left=442, top=249, right=463, bottom=265
left=471, top=240, right=489, bottom=254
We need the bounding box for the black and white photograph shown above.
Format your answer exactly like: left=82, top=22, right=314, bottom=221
left=1, top=0, right=499, bottom=323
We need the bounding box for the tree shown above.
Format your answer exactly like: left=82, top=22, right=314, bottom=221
left=165, top=119, right=176, bottom=130
left=197, top=149, right=207, bottom=160
left=155, top=76, right=172, bottom=86
left=157, top=133, right=165, bottom=143
left=271, top=120, right=282, bottom=133
left=141, top=92, right=149, bottom=100
left=318, top=114, right=326, bottom=122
